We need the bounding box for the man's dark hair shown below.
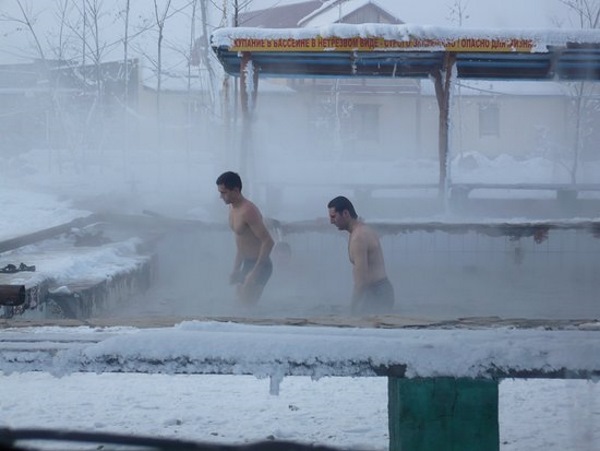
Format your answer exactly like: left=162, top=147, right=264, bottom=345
left=216, top=171, right=242, bottom=191
left=327, top=196, right=358, bottom=219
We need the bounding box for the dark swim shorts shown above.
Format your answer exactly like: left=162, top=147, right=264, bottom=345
left=238, top=258, right=273, bottom=287
left=355, top=278, right=395, bottom=314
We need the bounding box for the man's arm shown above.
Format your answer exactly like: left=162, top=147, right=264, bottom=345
left=350, top=234, right=370, bottom=309
left=228, top=209, right=243, bottom=284
left=245, top=206, right=274, bottom=280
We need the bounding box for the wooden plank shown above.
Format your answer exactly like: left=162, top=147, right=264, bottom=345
left=452, top=182, right=600, bottom=192
left=1, top=315, right=596, bottom=330
left=0, top=285, right=25, bottom=306
left=280, top=218, right=600, bottom=238
left=0, top=214, right=100, bottom=254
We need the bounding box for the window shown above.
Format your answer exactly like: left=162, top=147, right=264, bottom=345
left=479, top=103, right=499, bottom=137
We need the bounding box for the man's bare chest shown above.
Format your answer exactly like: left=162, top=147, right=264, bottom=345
left=230, top=213, right=249, bottom=235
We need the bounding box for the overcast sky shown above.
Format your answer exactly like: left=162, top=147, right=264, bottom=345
left=249, top=0, right=575, bottom=29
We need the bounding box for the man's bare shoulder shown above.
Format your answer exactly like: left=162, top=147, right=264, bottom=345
left=351, top=223, right=380, bottom=245
left=352, top=222, right=376, bottom=236
left=239, top=199, right=264, bottom=222
left=350, top=223, right=369, bottom=244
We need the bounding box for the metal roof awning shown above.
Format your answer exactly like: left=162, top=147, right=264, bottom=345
left=211, top=25, right=600, bottom=81
left=213, top=45, right=600, bottom=81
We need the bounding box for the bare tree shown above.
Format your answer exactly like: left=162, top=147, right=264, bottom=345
left=116, top=0, right=157, bottom=112
left=181, top=0, right=222, bottom=152
left=64, top=0, right=121, bottom=165
left=211, top=0, right=254, bottom=27
left=447, top=0, right=469, bottom=160
left=76, top=0, right=113, bottom=98
left=558, top=0, right=600, bottom=183
left=151, top=0, right=174, bottom=120
left=560, top=0, right=600, bottom=27
left=197, top=0, right=219, bottom=111
left=2, top=0, right=234, bottom=166
left=447, top=0, right=470, bottom=26
left=211, top=0, right=257, bottom=176
left=160, top=0, right=203, bottom=156
left=0, top=0, right=75, bottom=171
left=213, top=0, right=256, bottom=124
left=122, top=0, right=132, bottom=109
left=49, top=0, right=75, bottom=62
left=7, top=0, right=47, bottom=61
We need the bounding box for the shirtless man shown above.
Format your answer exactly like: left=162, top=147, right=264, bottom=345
left=216, top=171, right=274, bottom=305
left=327, top=196, right=395, bottom=314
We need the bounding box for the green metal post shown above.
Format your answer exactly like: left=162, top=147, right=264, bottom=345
left=388, top=377, right=499, bottom=451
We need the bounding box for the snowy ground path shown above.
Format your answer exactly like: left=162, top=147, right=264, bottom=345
left=0, top=373, right=598, bottom=451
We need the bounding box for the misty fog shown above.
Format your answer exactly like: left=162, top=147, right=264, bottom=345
left=1, top=0, right=599, bottom=322
left=112, top=223, right=599, bottom=321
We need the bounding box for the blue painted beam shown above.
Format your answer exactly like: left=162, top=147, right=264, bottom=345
left=213, top=46, right=600, bottom=81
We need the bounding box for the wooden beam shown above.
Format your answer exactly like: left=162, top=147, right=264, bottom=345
left=0, top=214, right=100, bottom=254
left=0, top=285, right=25, bottom=306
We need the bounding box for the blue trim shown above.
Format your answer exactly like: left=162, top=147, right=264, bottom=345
left=214, top=47, right=600, bottom=81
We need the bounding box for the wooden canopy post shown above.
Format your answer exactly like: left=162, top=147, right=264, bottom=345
left=239, top=52, right=259, bottom=191
left=432, top=53, right=457, bottom=199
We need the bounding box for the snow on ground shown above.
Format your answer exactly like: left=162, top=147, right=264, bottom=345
left=0, top=188, right=91, bottom=242
left=0, top=373, right=598, bottom=451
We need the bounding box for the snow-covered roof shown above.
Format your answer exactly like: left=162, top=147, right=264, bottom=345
left=238, top=0, right=401, bottom=29
left=239, top=0, right=324, bottom=28
left=299, top=0, right=401, bottom=27
left=211, top=24, right=600, bottom=81
left=212, top=24, right=600, bottom=52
